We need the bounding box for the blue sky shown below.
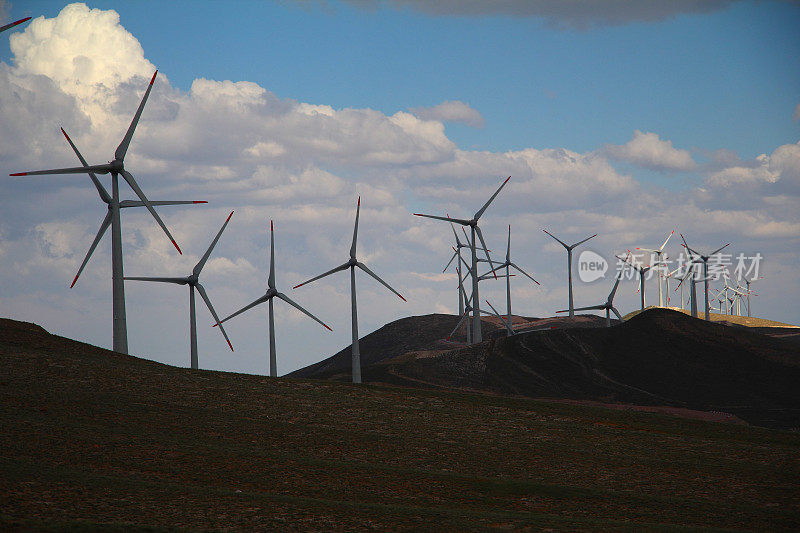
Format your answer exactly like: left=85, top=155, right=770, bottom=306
left=1, top=1, right=798, bottom=375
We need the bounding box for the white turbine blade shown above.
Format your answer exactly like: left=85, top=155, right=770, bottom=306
left=124, top=276, right=188, bottom=284
left=636, top=247, right=659, bottom=253
left=268, top=220, right=276, bottom=289
left=510, top=263, right=540, bottom=285
left=413, top=213, right=471, bottom=226
left=506, top=225, right=511, bottom=262
left=10, top=163, right=113, bottom=177
left=484, top=300, right=511, bottom=331
left=71, top=212, right=112, bottom=288
left=194, top=211, right=233, bottom=276
left=611, top=307, right=623, bottom=320
left=276, top=292, right=332, bottom=331
left=293, top=262, right=350, bottom=289
left=61, top=127, right=111, bottom=203
left=196, top=282, right=233, bottom=351
left=120, top=169, right=182, bottom=254
left=709, top=242, right=731, bottom=256
left=442, top=249, right=458, bottom=273
left=457, top=252, right=474, bottom=277
left=474, top=226, right=493, bottom=268
left=542, top=229, right=568, bottom=249
left=350, top=197, right=360, bottom=258
left=447, top=309, right=471, bottom=340
left=120, top=200, right=208, bottom=208
left=474, top=176, right=511, bottom=220
left=573, top=233, right=597, bottom=248
left=659, top=230, right=675, bottom=251
left=216, top=294, right=270, bottom=326
left=115, top=71, right=157, bottom=161
left=356, top=262, right=406, bottom=301
left=449, top=221, right=463, bottom=246
left=564, top=304, right=605, bottom=313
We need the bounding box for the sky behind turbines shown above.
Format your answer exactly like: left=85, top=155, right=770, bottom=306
left=1, top=0, right=799, bottom=375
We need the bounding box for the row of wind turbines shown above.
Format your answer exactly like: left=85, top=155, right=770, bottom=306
left=8, top=62, right=762, bottom=384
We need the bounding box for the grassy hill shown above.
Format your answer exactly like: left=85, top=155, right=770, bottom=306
left=2, top=317, right=800, bottom=531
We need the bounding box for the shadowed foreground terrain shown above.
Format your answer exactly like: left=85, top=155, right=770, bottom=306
left=295, top=309, right=800, bottom=430
left=1, top=317, right=799, bottom=531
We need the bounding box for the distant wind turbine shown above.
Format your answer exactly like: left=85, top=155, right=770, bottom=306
left=487, top=225, right=540, bottom=333
left=294, top=198, right=405, bottom=384
left=125, top=212, right=235, bottom=369
left=557, top=251, right=628, bottom=327
left=216, top=221, right=331, bottom=377
left=636, top=230, right=674, bottom=307
left=543, top=230, right=597, bottom=317
left=10, top=72, right=188, bottom=354
left=618, top=251, right=651, bottom=310
left=680, top=234, right=729, bottom=320
left=414, top=177, right=510, bottom=343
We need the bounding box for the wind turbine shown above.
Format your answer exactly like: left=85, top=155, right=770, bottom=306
left=11, top=72, right=186, bottom=354
left=443, top=222, right=472, bottom=340
left=664, top=265, right=682, bottom=307
left=680, top=234, right=730, bottom=321
left=0, top=16, right=31, bottom=33
left=414, top=176, right=510, bottom=343
left=294, top=198, right=405, bottom=384
left=740, top=276, right=762, bottom=317
left=216, top=221, right=331, bottom=378
left=618, top=251, right=651, bottom=310
left=557, top=251, right=628, bottom=327
left=487, top=225, right=540, bottom=332
left=125, top=212, right=235, bottom=369
left=675, top=262, right=699, bottom=318
left=544, top=230, right=597, bottom=317
left=636, top=230, right=674, bottom=307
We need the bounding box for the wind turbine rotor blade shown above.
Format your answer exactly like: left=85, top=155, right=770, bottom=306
left=660, top=230, right=675, bottom=251
left=574, top=233, right=598, bottom=248
left=194, top=211, right=233, bottom=276
left=124, top=276, right=188, bottom=284
left=215, top=294, right=270, bottom=326
left=356, top=262, right=406, bottom=301
left=442, top=249, right=458, bottom=273
left=510, top=263, right=540, bottom=285
left=484, top=299, right=505, bottom=321
left=61, top=127, right=111, bottom=203
left=542, top=229, right=568, bottom=249
left=571, top=304, right=606, bottom=312
left=293, top=262, right=350, bottom=289
left=268, top=220, right=276, bottom=289
left=115, top=71, right=157, bottom=161
left=611, top=307, right=623, bottom=320
left=121, top=200, right=208, bottom=208
left=474, top=176, right=511, bottom=220
left=506, top=225, right=511, bottom=263
left=120, top=169, right=181, bottom=254
left=276, top=292, right=332, bottom=331
left=413, top=213, right=471, bottom=226
left=608, top=272, right=623, bottom=302
left=710, top=243, right=731, bottom=257
left=0, top=17, right=31, bottom=33
left=195, top=283, right=233, bottom=351
left=71, top=212, right=112, bottom=288
left=350, top=197, right=360, bottom=258
left=447, top=309, right=471, bottom=340
left=449, top=220, right=462, bottom=246
left=474, top=226, right=494, bottom=276
left=10, top=163, right=113, bottom=176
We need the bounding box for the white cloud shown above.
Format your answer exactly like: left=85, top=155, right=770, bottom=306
left=411, top=100, right=485, bottom=128
left=603, top=130, right=696, bottom=172
left=705, top=142, right=800, bottom=193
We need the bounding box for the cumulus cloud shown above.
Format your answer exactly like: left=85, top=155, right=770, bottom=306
left=706, top=142, right=800, bottom=193
left=602, top=130, right=696, bottom=172
left=411, top=100, right=485, bottom=128
left=344, top=0, right=737, bottom=29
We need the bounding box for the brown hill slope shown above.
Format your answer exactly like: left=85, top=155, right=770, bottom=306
left=2, top=316, right=800, bottom=530
left=301, top=309, right=800, bottom=430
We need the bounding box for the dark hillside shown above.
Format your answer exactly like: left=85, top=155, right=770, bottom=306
left=3, top=316, right=800, bottom=530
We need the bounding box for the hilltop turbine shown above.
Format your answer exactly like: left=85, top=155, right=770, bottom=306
left=487, top=225, right=540, bottom=333
left=125, top=212, right=235, bottom=369
left=675, top=260, right=700, bottom=318
left=414, top=177, right=509, bottom=343
left=216, top=221, right=331, bottom=378
left=543, top=229, right=597, bottom=317
left=618, top=251, right=651, bottom=310
left=294, top=198, right=405, bottom=384
left=557, top=252, right=628, bottom=327
left=636, top=230, right=674, bottom=307
left=442, top=222, right=472, bottom=340
left=10, top=72, right=187, bottom=354
left=680, top=234, right=729, bottom=321
left=740, top=276, right=762, bottom=317
left=0, top=16, right=31, bottom=33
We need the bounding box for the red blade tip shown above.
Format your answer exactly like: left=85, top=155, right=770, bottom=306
left=399, top=294, right=407, bottom=302
left=323, top=324, right=332, bottom=332
left=150, top=71, right=158, bottom=85
left=270, top=219, right=273, bottom=231
left=292, top=283, right=303, bottom=289
left=60, top=127, right=71, bottom=141
left=192, top=201, right=208, bottom=204
left=70, top=274, right=79, bottom=288
left=227, top=338, right=234, bottom=351
left=357, top=196, right=361, bottom=206
left=212, top=323, right=218, bottom=328
left=503, top=175, right=511, bottom=184
left=10, top=172, right=27, bottom=176
left=172, top=239, right=182, bottom=254
left=225, top=211, right=234, bottom=223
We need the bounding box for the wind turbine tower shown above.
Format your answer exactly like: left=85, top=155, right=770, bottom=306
left=11, top=72, right=185, bottom=354
left=680, top=234, right=729, bottom=321
left=414, top=176, right=511, bottom=343
left=544, top=230, right=597, bottom=317
left=295, top=198, right=405, bottom=383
